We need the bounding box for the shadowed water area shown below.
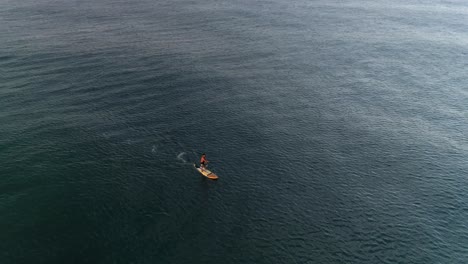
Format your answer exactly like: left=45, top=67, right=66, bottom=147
left=1, top=0, right=467, bottom=263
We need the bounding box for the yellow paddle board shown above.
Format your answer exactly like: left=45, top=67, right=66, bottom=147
left=193, top=164, right=218, bottom=180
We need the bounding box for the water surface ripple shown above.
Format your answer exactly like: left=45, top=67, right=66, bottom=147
left=1, top=0, right=467, bottom=263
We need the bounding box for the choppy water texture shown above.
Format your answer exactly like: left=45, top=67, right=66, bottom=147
left=1, top=0, right=468, bottom=263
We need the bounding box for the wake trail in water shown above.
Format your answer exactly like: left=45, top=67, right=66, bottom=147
left=177, top=152, right=186, bottom=163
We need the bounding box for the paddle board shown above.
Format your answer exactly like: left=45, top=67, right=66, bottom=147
left=193, top=164, right=218, bottom=180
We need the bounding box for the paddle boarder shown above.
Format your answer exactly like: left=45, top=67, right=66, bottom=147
left=200, top=153, right=208, bottom=171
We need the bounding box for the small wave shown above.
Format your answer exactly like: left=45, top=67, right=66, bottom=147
left=177, top=152, right=186, bottom=163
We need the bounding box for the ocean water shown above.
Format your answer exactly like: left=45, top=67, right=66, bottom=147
left=1, top=0, right=467, bottom=263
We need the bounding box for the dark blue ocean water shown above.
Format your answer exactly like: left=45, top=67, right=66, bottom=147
left=1, top=0, right=467, bottom=263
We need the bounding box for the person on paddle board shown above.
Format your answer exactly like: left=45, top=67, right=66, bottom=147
left=200, top=153, right=208, bottom=171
